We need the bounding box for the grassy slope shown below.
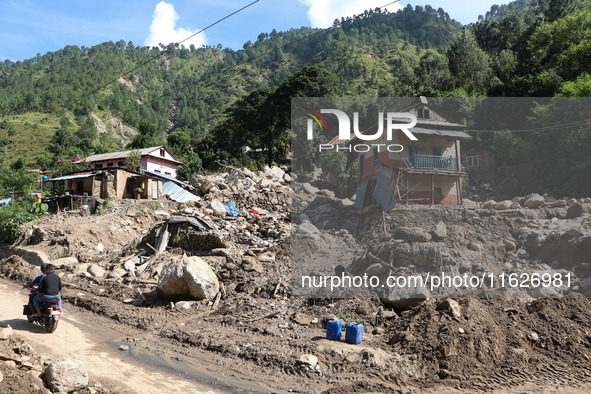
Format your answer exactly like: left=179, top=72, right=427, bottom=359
left=1, top=113, right=59, bottom=166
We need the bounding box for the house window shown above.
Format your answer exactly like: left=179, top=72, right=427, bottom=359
left=160, top=148, right=165, bottom=157
left=418, top=108, right=430, bottom=119
left=165, top=172, right=171, bottom=176
left=106, top=162, right=114, bottom=167
left=432, top=146, right=442, bottom=156
left=154, top=169, right=161, bottom=173
left=466, top=154, right=479, bottom=167
left=118, top=161, right=125, bottom=167
left=94, top=164, right=103, bottom=169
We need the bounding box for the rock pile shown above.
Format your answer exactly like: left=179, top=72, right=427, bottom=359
left=480, top=193, right=591, bottom=214
left=188, top=165, right=292, bottom=213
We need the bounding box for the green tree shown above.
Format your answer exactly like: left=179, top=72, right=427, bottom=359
left=176, top=151, right=202, bottom=181
left=128, top=120, right=159, bottom=149
left=167, top=129, right=191, bottom=157
left=125, top=149, right=142, bottom=172
left=0, top=120, right=17, bottom=167
left=448, top=29, right=493, bottom=93
left=0, top=168, right=38, bottom=198
left=417, top=50, right=452, bottom=93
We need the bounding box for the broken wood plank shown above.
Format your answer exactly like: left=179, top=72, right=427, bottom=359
left=367, top=252, right=396, bottom=271
left=212, top=291, right=221, bottom=309
left=250, top=311, right=280, bottom=322
left=0, top=355, right=41, bottom=371
left=145, top=243, right=158, bottom=254
left=273, top=279, right=282, bottom=297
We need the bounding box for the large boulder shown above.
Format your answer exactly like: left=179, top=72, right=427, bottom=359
left=482, top=200, right=496, bottom=209
left=429, top=221, right=447, bottom=240
left=209, top=200, right=227, bottom=217
left=394, top=227, right=432, bottom=243
left=157, top=255, right=219, bottom=301
left=44, top=358, right=89, bottom=393
left=494, top=200, right=513, bottom=210
left=50, top=256, right=79, bottom=268
left=0, top=325, right=13, bottom=340
left=524, top=193, right=545, bottom=208
left=566, top=202, right=591, bottom=219
left=302, top=183, right=319, bottom=195
left=382, top=285, right=430, bottom=310
left=265, top=166, right=285, bottom=181
left=87, top=264, right=105, bottom=278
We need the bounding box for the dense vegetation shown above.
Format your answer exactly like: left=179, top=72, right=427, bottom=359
left=0, top=5, right=461, bottom=174
left=0, top=0, right=590, bottom=196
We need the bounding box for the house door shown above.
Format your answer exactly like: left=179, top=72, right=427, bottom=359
left=152, top=182, right=158, bottom=199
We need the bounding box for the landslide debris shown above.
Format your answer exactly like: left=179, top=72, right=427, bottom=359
left=2, top=166, right=591, bottom=392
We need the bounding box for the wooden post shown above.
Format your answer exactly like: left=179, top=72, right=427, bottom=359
left=382, top=211, right=387, bottom=234
left=455, top=139, right=460, bottom=171
left=431, top=175, right=434, bottom=206
left=459, top=177, right=464, bottom=205
left=406, top=174, right=409, bottom=205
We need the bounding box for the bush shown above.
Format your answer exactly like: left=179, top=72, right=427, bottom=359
left=0, top=201, right=43, bottom=243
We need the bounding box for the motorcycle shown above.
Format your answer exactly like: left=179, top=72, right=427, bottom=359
left=23, top=279, right=61, bottom=333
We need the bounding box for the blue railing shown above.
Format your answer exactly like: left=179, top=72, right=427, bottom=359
left=409, top=155, right=458, bottom=171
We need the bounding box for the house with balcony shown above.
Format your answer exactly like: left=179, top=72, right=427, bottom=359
left=74, top=146, right=182, bottom=178
left=349, top=98, right=472, bottom=209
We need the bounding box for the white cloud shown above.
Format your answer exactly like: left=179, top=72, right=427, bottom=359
left=299, top=0, right=403, bottom=28
left=144, top=1, right=206, bottom=48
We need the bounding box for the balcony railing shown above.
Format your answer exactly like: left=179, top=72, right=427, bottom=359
left=405, top=155, right=458, bottom=171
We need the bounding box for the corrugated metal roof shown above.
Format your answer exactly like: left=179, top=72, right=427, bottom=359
left=354, top=181, right=369, bottom=209
left=49, top=173, right=95, bottom=181
left=410, top=127, right=472, bottom=140
left=373, top=166, right=397, bottom=212
left=162, top=181, right=200, bottom=203
left=416, top=120, right=468, bottom=129
left=329, top=124, right=471, bottom=145
left=168, top=216, right=213, bottom=230
left=75, top=146, right=182, bottom=164
left=144, top=170, right=193, bottom=189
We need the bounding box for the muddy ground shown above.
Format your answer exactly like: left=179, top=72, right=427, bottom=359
left=2, top=186, right=591, bottom=392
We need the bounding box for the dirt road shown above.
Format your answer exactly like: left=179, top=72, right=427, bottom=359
left=0, top=279, right=220, bottom=394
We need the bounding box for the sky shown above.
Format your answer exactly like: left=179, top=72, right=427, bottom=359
left=0, top=0, right=513, bottom=62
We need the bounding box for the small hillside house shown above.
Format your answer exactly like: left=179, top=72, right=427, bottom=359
left=74, top=146, right=182, bottom=178
left=346, top=98, right=471, bottom=209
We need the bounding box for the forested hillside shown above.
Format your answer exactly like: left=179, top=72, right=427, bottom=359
left=0, top=0, right=590, bottom=196
left=0, top=5, right=460, bottom=174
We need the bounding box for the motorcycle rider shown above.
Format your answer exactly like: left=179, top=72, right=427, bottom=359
left=24, top=263, right=47, bottom=314
left=33, top=264, right=62, bottom=317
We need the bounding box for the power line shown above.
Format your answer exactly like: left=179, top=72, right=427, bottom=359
left=465, top=119, right=591, bottom=133
left=2, top=0, right=260, bottom=161
left=84, top=0, right=260, bottom=98
left=113, top=1, right=403, bottom=122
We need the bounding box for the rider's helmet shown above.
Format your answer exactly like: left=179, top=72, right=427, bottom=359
left=40, top=263, right=48, bottom=272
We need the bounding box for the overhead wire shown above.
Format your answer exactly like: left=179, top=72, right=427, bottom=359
left=84, top=0, right=260, bottom=98
left=464, top=118, right=591, bottom=133
left=111, top=1, right=403, bottom=123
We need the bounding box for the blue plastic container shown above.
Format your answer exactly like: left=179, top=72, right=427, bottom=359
left=326, top=320, right=342, bottom=341
left=345, top=322, right=364, bottom=345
